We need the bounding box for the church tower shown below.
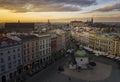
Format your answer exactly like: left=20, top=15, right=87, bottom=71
left=91, top=17, right=93, bottom=24
left=47, top=19, right=51, bottom=26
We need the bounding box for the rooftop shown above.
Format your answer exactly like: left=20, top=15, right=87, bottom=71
left=0, top=37, right=20, bottom=48
left=95, top=33, right=120, bottom=40
left=18, top=35, right=38, bottom=41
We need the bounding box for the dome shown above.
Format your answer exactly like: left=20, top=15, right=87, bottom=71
left=74, top=50, right=87, bottom=57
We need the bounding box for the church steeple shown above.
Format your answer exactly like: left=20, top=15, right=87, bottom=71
left=47, top=19, right=51, bottom=25
left=18, top=20, right=20, bottom=23
left=91, top=17, right=93, bottom=24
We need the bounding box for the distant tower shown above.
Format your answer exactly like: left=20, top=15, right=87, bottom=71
left=91, top=18, right=93, bottom=24
left=47, top=19, right=51, bottom=25
left=18, top=20, right=20, bottom=23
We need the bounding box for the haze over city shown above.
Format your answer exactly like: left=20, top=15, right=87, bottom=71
left=1, top=0, right=120, bottom=82
left=0, top=0, right=120, bottom=22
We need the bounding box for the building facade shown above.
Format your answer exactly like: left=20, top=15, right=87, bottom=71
left=50, top=33, right=57, bottom=61
left=19, top=35, right=39, bottom=71
left=70, top=21, right=84, bottom=27
left=88, top=33, right=119, bottom=56
left=35, top=34, right=52, bottom=67
left=0, top=37, right=22, bottom=82
left=5, top=23, right=35, bottom=33
left=71, top=27, right=120, bottom=57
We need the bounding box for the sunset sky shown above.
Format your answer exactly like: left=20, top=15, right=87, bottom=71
left=0, top=0, right=120, bottom=22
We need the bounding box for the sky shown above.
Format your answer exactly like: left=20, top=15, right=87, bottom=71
left=0, top=0, right=120, bottom=22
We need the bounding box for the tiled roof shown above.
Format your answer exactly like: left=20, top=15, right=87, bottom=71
left=18, top=35, right=38, bottom=41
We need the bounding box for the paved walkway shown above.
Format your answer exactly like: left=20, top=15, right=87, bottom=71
left=62, top=62, right=112, bottom=81
left=25, top=56, right=120, bottom=82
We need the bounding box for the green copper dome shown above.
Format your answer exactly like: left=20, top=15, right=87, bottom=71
left=75, top=45, right=87, bottom=57
left=75, top=50, right=87, bottom=57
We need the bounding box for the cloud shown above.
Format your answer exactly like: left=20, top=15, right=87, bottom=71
left=91, top=3, right=120, bottom=12
left=0, top=0, right=97, bottom=12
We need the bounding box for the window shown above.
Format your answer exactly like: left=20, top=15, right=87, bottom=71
left=46, top=49, right=48, bottom=54
left=18, top=60, right=21, bottom=65
left=13, top=60, right=16, bottom=64
left=49, top=48, right=51, bottom=53
left=40, top=45, right=42, bottom=49
left=18, top=48, right=20, bottom=51
left=1, top=65, right=5, bottom=72
left=0, top=58, right=4, bottom=63
left=8, top=63, right=12, bottom=69
left=32, top=49, right=34, bottom=52
left=27, top=43, right=29, bottom=48
left=0, top=53, right=3, bottom=56
left=43, top=40, right=45, bottom=44
left=13, top=49, right=15, bottom=52
left=24, top=51, right=26, bottom=55
left=49, top=56, right=51, bottom=60
left=23, top=44, right=26, bottom=48
left=32, top=55, right=34, bottom=59
left=8, top=51, right=10, bottom=54
left=49, top=43, right=51, bottom=47
left=24, top=58, right=26, bottom=62
left=32, top=42, right=34, bottom=46
left=36, top=42, right=38, bottom=45
left=18, top=54, right=20, bottom=57
left=40, top=51, right=42, bottom=56
left=27, top=50, right=29, bottom=54
left=43, top=50, right=45, bottom=55
left=40, top=40, right=42, bottom=44
left=13, top=55, right=16, bottom=59
left=14, top=64, right=16, bottom=67
left=46, top=44, right=48, bottom=47
left=48, top=49, right=49, bottom=53
left=36, top=47, right=38, bottom=51
left=28, top=57, right=30, bottom=61
left=43, top=45, right=45, bottom=48
left=8, top=56, right=11, bottom=61
left=36, top=54, right=38, bottom=58
left=80, top=59, right=83, bottom=61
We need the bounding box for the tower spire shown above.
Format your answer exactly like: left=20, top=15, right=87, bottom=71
left=91, top=17, right=93, bottom=24
left=18, top=20, right=20, bottom=23
left=47, top=19, right=51, bottom=25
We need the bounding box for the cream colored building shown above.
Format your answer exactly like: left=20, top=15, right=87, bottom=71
left=19, top=35, right=39, bottom=70
left=88, top=33, right=119, bottom=56
left=49, top=29, right=69, bottom=51
left=35, top=34, right=51, bottom=67
left=71, top=28, right=120, bottom=57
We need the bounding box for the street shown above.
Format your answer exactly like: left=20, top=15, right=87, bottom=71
left=25, top=58, right=67, bottom=82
